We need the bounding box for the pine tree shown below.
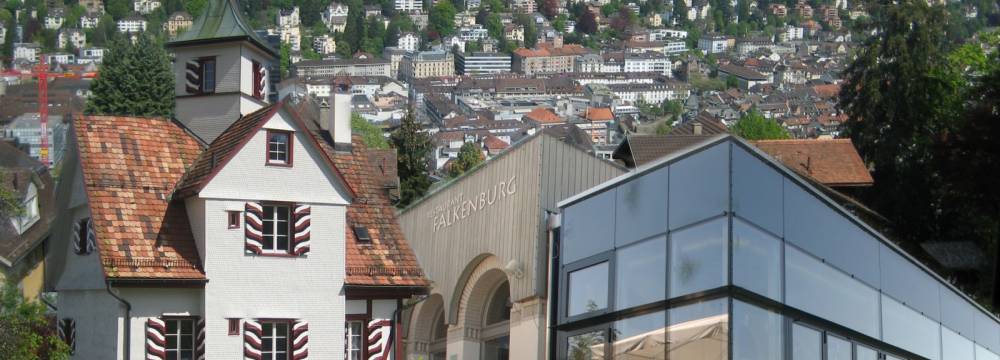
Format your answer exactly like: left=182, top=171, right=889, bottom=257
left=391, top=111, right=433, bottom=207
left=85, top=35, right=175, bottom=118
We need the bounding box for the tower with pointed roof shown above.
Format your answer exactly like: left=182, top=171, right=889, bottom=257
left=167, top=0, right=278, bottom=143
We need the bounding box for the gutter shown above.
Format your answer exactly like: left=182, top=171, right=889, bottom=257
left=388, top=294, right=432, bottom=360
left=105, top=281, right=132, bottom=360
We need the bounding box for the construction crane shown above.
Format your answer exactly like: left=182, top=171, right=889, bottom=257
left=1, top=55, right=98, bottom=167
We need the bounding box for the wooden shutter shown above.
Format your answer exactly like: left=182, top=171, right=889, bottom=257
left=291, top=320, right=309, bottom=360
left=252, top=60, right=267, bottom=100
left=244, top=203, right=264, bottom=255
left=185, top=59, right=202, bottom=94
left=72, top=218, right=95, bottom=255
left=366, top=319, right=393, bottom=360
left=243, top=319, right=264, bottom=360
left=58, top=318, right=75, bottom=354
left=145, top=317, right=168, bottom=360
left=292, top=204, right=311, bottom=255
left=196, top=318, right=206, bottom=360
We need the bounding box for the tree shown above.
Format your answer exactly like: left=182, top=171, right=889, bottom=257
left=0, top=284, right=71, bottom=360
left=344, top=0, right=366, bottom=53
left=725, top=75, right=739, bottom=89
left=655, top=121, right=671, bottom=135
left=184, top=0, right=209, bottom=18
left=1, top=18, right=13, bottom=66
left=391, top=111, right=433, bottom=207
left=449, top=142, right=484, bottom=177
left=730, top=109, right=790, bottom=140
left=85, top=35, right=175, bottom=118
left=576, top=9, right=598, bottom=34
left=279, top=42, right=291, bottom=78
left=428, top=0, right=458, bottom=39
left=673, top=0, right=688, bottom=25
left=0, top=172, right=22, bottom=219
left=540, top=0, right=560, bottom=19
left=105, top=0, right=130, bottom=19
left=351, top=113, right=390, bottom=149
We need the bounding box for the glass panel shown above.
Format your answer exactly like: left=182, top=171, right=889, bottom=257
left=882, top=294, right=941, bottom=360
left=731, top=146, right=782, bottom=236
left=667, top=298, right=728, bottom=360
left=568, top=262, right=609, bottom=317
left=732, top=219, right=782, bottom=301
left=613, top=311, right=665, bottom=359
left=855, top=345, right=878, bottom=360
left=785, top=245, right=880, bottom=338
left=669, top=217, right=727, bottom=298
left=482, top=336, right=510, bottom=360
left=615, top=166, right=668, bottom=247
left=568, top=330, right=606, bottom=360
left=975, top=311, right=1000, bottom=352
left=563, top=189, right=616, bottom=263
left=940, top=288, right=975, bottom=338
left=942, top=327, right=974, bottom=360
left=825, top=335, right=851, bottom=360
left=668, top=142, right=729, bottom=229
left=880, top=244, right=940, bottom=320
left=732, top=300, right=781, bottom=360
left=783, top=180, right=880, bottom=287
left=616, top=236, right=666, bottom=309
left=977, top=345, right=1000, bottom=360
left=791, top=323, right=821, bottom=360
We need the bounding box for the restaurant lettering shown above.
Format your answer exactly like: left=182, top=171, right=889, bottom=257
left=430, top=175, right=517, bottom=232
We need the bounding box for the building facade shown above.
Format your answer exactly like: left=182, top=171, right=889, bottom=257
left=293, top=55, right=392, bottom=78
left=399, top=134, right=625, bottom=360
left=401, top=51, right=455, bottom=80
left=456, top=52, right=512, bottom=75
left=552, top=135, right=1000, bottom=360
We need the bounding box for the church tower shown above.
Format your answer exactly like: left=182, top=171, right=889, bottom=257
left=167, top=0, right=278, bottom=143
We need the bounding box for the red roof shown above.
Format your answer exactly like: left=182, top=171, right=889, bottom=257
left=483, top=135, right=509, bottom=151
left=524, top=107, right=563, bottom=124
left=75, top=116, right=205, bottom=280
left=752, top=139, right=873, bottom=187
left=586, top=107, right=614, bottom=122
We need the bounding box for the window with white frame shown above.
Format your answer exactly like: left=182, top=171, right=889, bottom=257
left=261, top=321, right=290, bottom=360
left=262, top=205, right=290, bottom=253
left=346, top=321, right=364, bottom=360
left=164, top=318, right=195, bottom=360
left=267, top=131, right=292, bottom=166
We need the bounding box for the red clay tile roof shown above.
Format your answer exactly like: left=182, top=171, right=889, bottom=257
left=483, top=135, right=509, bottom=151
left=752, top=138, right=873, bottom=187
left=75, top=116, right=205, bottom=280
left=586, top=107, right=614, bottom=122
left=524, top=107, right=563, bottom=124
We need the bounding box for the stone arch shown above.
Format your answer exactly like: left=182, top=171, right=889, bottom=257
left=455, top=259, right=509, bottom=332
left=406, top=293, right=446, bottom=356
left=447, top=253, right=502, bottom=324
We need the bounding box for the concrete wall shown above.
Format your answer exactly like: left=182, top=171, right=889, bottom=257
left=172, top=42, right=242, bottom=96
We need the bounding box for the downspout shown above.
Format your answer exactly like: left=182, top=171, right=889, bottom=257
left=545, top=211, right=561, bottom=360
left=106, top=281, right=132, bottom=360
left=388, top=294, right=431, bottom=360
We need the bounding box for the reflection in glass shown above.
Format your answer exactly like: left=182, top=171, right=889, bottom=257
left=613, top=311, right=665, bottom=359
left=826, top=335, right=851, bottom=360
left=975, top=311, right=1000, bottom=353
left=482, top=336, right=509, bottom=360
left=563, top=189, right=616, bottom=263
left=732, top=219, right=782, bottom=301
left=568, top=330, right=606, bottom=360
left=485, top=281, right=511, bottom=325
left=732, top=146, right=783, bottom=236
left=785, top=245, right=880, bottom=338
left=669, top=143, right=729, bottom=229
left=615, top=167, right=668, bottom=246
left=880, top=244, right=940, bottom=320
left=942, top=327, right=974, bottom=360
left=669, top=218, right=728, bottom=298
left=939, top=289, right=975, bottom=338
left=616, top=237, right=667, bottom=310
left=568, top=262, right=609, bottom=317
left=881, top=294, right=941, bottom=360
left=732, top=300, right=781, bottom=360
left=855, top=345, right=878, bottom=360
left=791, top=323, right=821, bottom=360
left=668, top=298, right=728, bottom=360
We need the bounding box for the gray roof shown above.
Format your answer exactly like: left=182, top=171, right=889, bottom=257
left=167, top=0, right=277, bottom=57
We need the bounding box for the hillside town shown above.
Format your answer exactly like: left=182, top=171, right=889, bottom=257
left=0, top=0, right=999, bottom=359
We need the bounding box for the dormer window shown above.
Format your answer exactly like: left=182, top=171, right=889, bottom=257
left=184, top=57, right=216, bottom=94
left=266, top=130, right=292, bottom=166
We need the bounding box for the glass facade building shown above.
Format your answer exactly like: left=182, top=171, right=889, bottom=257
left=553, top=136, right=1000, bottom=360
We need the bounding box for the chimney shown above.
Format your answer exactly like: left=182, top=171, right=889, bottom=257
left=330, top=86, right=353, bottom=151
left=693, top=122, right=703, bottom=135
left=318, top=97, right=331, bottom=131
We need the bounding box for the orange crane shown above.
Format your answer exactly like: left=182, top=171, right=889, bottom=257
left=1, top=55, right=98, bottom=167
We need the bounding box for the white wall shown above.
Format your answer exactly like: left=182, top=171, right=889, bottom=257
left=239, top=45, right=275, bottom=100
left=123, top=288, right=204, bottom=360
left=58, top=289, right=122, bottom=360
left=172, top=42, right=242, bottom=96
left=347, top=299, right=367, bottom=315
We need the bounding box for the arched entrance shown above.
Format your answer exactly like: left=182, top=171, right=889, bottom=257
left=481, top=280, right=511, bottom=360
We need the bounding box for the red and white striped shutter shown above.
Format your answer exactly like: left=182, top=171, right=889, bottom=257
left=196, top=318, right=206, bottom=360
left=244, top=203, right=264, bottom=255
left=292, top=204, right=311, bottom=255
left=71, top=220, right=82, bottom=254
left=243, top=319, right=264, bottom=360
left=185, top=59, right=202, bottom=94
left=146, top=317, right=167, bottom=360
left=85, top=219, right=96, bottom=253
left=58, top=318, right=75, bottom=354
left=252, top=60, right=267, bottom=100
left=291, top=320, right=309, bottom=360
left=366, top=319, right=393, bottom=360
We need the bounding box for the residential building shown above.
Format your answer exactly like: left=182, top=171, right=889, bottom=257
left=166, top=0, right=279, bottom=143
left=133, top=0, right=161, bottom=14
left=0, top=143, right=54, bottom=301
left=459, top=25, right=491, bottom=41
left=80, top=11, right=101, bottom=29
left=718, top=63, right=771, bottom=89
left=80, top=0, right=104, bottom=14
left=46, top=52, right=75, bottom=64
left=623, top=52, right=672, bottom=75
left=164, top=11, right=193, bottom=37
left=398, top=32, right=419, bottom=52
left=456, top=52, right=512, bottom=75
left=511, top=0, right=537, bottom=12
left=13, top=43, right=40, bottom=62
left=57, top=28, right=85, bottom=50
left=401, top=51, right=455, bottom=80
left=592, top=80, right=690, bottom=104
left=384, top=47, right=411, bottom=78
left=698, top=35, right=730, bottom=54
left=45, top=7, right=65, bottom=30
left=277, top=7, right=302, bottom=51
left=293, top=53, right=392, bottom=77
left=78, top=47, right=106, bottom=64
left=395, top=0, right=422, bottom=12
left=313, top=34, right=336, bottom=55
left=1, top=113, right=68, bottom=166
left=795, top=1, right=814, bottom=17
left=648, top=28, right=689, bottom=40
left=512, top=41, right=590, bottom=76
left=504, top=24, right=524, bottom=43
left=399, top=133, right=624, bottom=360
left=117, top=14, right=147, bottom=33
left=0, top=24, right=5, bottom=45
left=769, top=3, right=788, bottom=16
